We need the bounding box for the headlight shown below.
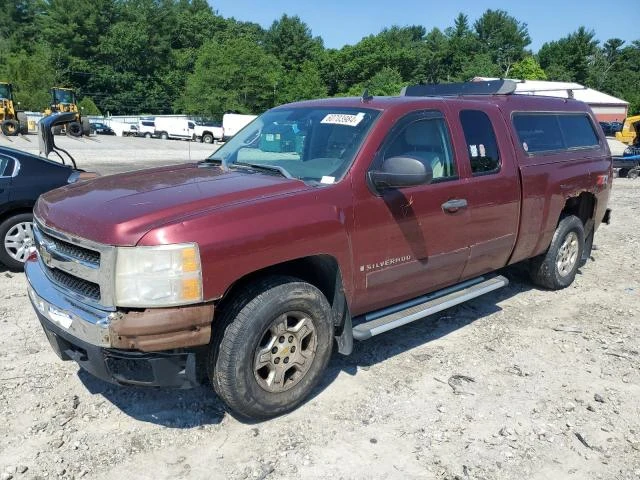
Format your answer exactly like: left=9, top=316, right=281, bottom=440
left=114, top=243, right=203, bottom=307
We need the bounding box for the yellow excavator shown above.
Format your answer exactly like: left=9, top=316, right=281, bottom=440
left=0, top=81, right=28, bottom=136
left=44, top=87, right=91, bottom=137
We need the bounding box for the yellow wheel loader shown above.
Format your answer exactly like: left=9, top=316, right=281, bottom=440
left=615, top=115, right=640, bottom=146
left=0, top=82, right=28, bottom=136
left=44, top=87, right=91, bottom=137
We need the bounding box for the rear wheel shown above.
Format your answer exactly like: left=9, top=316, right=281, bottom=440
left=1, top=120, right=19, bottom=136
left=202, top=133, right=214, bottom=144
left=160, top=132, right=168, bottom=140
left=618, top=168, right=629, bottom=178
left=67, top=121, right=82, bottom=137
left=628, top=168, right=639, bottom=179
left=0, top=213, right=34, bottom=271
left=529, top=215, right=585, bottom=290
left=209, top=276, right=333, bottom=419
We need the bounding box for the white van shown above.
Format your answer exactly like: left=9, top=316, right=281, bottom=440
left=137, top=118, right=155, bottom=138
left=222, top=113, right=257, bottom=140
left=153, top=117, right=195, bottom=140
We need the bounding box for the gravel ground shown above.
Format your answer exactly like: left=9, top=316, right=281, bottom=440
left=0, top=136, right=639, bottom=480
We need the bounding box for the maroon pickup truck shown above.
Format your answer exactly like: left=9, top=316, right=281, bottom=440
left=25, top=80, right=612, bottom=419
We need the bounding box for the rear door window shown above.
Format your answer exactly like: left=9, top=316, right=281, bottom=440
left=459, top=110, right=500, bottom=174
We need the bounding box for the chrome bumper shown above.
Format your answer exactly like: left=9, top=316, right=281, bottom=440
left=25, top=257, right=115, bottom=348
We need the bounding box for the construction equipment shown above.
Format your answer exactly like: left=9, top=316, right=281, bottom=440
left=615, top=115, right=640, bottom=145
left=0, top=82, right=28, bottom=136
left=44, top=87, right=91, bottom=137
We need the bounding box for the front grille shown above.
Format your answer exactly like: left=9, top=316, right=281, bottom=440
left=40, top=230, right=100, bottom=266
left=46, top=266, right=101, bottom=301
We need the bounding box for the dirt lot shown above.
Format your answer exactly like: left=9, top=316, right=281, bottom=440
left=0, top=136, right=639, bottom=480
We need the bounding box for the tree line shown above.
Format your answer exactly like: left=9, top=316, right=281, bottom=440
left=1, top=0, right=638, bottom=117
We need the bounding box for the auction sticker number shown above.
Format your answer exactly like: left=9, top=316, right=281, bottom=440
left=321, top=112, right=365, bottom=127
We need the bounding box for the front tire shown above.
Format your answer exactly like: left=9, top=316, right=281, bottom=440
left=209, top=276, right=333, bottom=420
left=67, top=121, right=82, bottom=137
left=529, top=215, right=585, bottom=290
left=0, top=213, right=34, bottom=271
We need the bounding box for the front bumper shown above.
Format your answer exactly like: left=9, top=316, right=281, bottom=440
left=35, top=311, right=200, bottom=388
left=25, top=256, right=212, bottom=388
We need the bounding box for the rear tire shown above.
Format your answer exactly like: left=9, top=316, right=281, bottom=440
left=160, top=132, right=168, bottom=140
left=0, top=213, right=34, bottom=271
left=628, top=169, right=639, bottom=179
left=209, top=276, right=333, bottom=420
left=529, top=215, right=585, bottom=290
left=618, top=168, right=629, bottom=178
left=202, top=133, right=214, bottom=144
left=1, top=120, right=19, bottom=136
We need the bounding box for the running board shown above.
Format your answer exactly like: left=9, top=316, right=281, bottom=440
left=352, top=275, right=508, bottom=341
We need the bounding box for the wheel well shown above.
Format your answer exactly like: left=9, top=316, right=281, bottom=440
left=0, top=206, right=33, bottom=225
left=560, top=192, right=596, bottom=227
left=216, top=255, right=347, bottom=327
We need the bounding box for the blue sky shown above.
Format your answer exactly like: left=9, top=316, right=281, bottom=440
left=208, top=0, right=637, bottom=51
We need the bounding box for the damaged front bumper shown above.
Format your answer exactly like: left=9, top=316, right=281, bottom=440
left=25, top=256, right=214, bottom=388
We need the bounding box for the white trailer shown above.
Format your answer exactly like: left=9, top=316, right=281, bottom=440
left=222, top=113, right=257, bottom=140
left=153, top=117, right=195, bottom=140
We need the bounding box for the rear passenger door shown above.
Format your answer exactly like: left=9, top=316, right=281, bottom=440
left=446, top=104, right=521, bottom=279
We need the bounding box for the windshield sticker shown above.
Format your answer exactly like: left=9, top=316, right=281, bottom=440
left=321, top=112, right=365, bottom=127
left=320, top=176, right=335, bottom=184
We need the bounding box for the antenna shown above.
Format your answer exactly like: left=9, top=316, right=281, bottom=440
left=361, top=89, right=373, bottom=102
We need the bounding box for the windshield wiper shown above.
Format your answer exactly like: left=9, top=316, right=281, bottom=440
left=233, top=162, right=293, bottom=179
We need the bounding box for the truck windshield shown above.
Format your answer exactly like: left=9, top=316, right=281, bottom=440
left=0, top=84, right=11, bottom=100
left=208, top=107, right=380, bottom=184
left=54, top=89, right=75, bottom=104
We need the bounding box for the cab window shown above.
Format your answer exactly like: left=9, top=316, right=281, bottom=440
left=460, top=110, right=500, bottom=175
left=383, top=117, right=456, bottom=180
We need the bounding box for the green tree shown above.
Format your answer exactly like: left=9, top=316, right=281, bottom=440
left=510, top=56, right=547, bottom=80
left=264, top=15, right=323, bottom=72
left=78, top=96, right=101, bottom=115
left=539, top=27, right=598, bottom=84
left=278, top=61, right=327, bottom=104
left=182, top=37, right=281, bottom=115
left=474, top=9, right=531, bottom=76
left=345, top=67, right=404, bottom=97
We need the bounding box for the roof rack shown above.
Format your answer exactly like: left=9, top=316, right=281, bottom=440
left=401, top=79, right=517, bottom=97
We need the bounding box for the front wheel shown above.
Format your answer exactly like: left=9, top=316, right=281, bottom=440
left=529, top=215, right=585, bottom=290
left=209, top=276, right=333, bottom=420
left=0, top=213, right=34, bottom=271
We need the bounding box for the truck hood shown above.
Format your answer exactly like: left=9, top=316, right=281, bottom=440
left=35, top=163, right=310, bottom=246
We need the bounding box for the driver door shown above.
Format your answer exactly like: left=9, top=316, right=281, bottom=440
left=351, top=111, right=472, bottom=315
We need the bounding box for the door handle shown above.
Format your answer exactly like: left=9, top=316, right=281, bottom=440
left=441, top=199, right=468, bottom=213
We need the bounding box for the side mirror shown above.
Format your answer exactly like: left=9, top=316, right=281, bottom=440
left=369, top=155, right=433, bottom=189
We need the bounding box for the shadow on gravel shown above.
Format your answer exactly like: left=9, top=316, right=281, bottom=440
left=76, top=265, right=536, bottom=426
left=77, top=371, right=226, bottom=428
left=315, top=265, right=536, bottom=391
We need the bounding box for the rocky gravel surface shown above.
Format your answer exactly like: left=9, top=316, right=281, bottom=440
left=0, top=137, right=638, bottom=479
